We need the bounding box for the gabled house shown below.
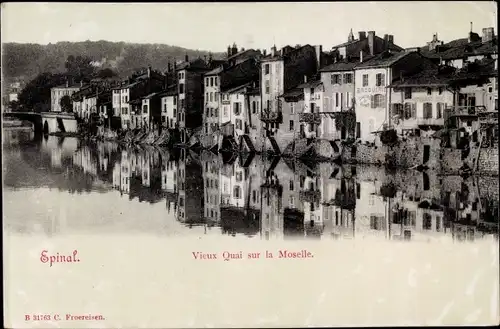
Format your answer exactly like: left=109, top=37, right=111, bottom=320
left=353, top=49, right=437, bottom=142
left=421, top=26, right=498, bottom=69
left=260, top=44, right=323, bottom=153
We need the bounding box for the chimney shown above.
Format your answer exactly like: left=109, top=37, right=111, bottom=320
left=231, top=43, right=238, bottom=56
left=304, top=75, right=307, bottom=83
left=147, top=65, right=151, bottom=77
left=271, top=46, right=277, bottom=57
left=263, top=49, right=267, bottom=56
left=358, top=31, right=366, bottom=40
left=482, top=27, right=495, bottom=42
left=204, top=55, right=207, bottom=64
left=360, top=50, right=363, bottom=63
left=315, top=45, right=323, bottom=68
left=227, top=46, right=232, bottom=58
left=167, top=61, right=171, bottom=73
left=184, top=54, right=189, bottom=62
left=367, top=31, right=375, bottom=55
left=388, top=35, right=394, bottom=45
left=384, top=34, right=389, bottom=50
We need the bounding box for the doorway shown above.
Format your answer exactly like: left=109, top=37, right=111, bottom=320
left=43, top=121, right=49, bottom=135
left=423, top=145, right=430, bottom=164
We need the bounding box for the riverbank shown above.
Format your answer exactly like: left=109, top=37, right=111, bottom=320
left=49, top=126, right=500, bottom=177
left=3, top=119, right=33, bottom=128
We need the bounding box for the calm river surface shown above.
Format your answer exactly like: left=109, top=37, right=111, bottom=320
left=3, top=127, right=499, bottom=241
left=3, top=127, right=500, bottom=327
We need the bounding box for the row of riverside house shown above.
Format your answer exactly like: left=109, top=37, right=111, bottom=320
left=55, top=25, right=497, bottom=168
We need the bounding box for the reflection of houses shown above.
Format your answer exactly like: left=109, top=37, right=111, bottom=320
left=176, top=152, right=204, bottom=224
left=202, top=151, right=221, bottom=223
left=321, top=165, right=358, bottom=239
left=260, top=157, right=284, bottom=240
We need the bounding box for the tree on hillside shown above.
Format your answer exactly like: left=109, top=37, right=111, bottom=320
left=65, top=55, right=96, bottom=82
left=60, top=95, right=73, bottom=112
left=17, top=72, right=67, bottom=112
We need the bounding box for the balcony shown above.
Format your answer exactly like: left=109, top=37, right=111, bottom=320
left=261, top=109, right=283, bottom=123
left=417, top=118, right=445, bottom=126
left=299, top=189, right=321, bottom=204
left=449, top=106, right=488, bottom=117
left=299, top=112, right=322, bottom=125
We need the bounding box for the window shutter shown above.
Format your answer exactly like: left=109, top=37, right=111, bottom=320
left=370, top=95, right=375, bottom=108
left=381, top=74, right=385, bottom=86
left=411, top=103, right=416, bottom=118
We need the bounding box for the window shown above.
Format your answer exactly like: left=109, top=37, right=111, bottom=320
left=214, top=77, right=218, bottom=86
left=210, top=92, right=213, bottom=102
left=173, top=109, right=177, bottom=117
left=404, top=88, right=412, bottom=99
left=391, top=103, right=404, bottom=117
left=436, top=103, right=443, bottom=119
left=265, top=80, right=270, bottom=94
left=427, top=88, right=432, bottom=95
left=423, top=103, right=433, bottom=119
left=180, top=99, right=185, bottom=108
left=344, top=73, right=353, bottom=84
left=163, top=104, right=167, bottom=113
left=331, top=74, right=342, bottom=85
left=310, top=87, right=314, bottom=95
left=236, top=172, right=243, bottom=182
left=362, top=74, right=369, bottom=87
left=233, top=186, right=241, bottom=199
left=235, top=119, right=242, bottom=130
left=179, top=84, right=185, bottom=94
left=215, top=108, right=218, bottom=117
left=372, top=94, right=384, bottom=108
left=356, top=122, right=361, bottom=138
left=289, top=196, right=295, bottom=207
left=403, top=103, right=416, bottom=119
left=265, top=64, right=270, bottom=75
left=205, top=78, right=209, bottom=87
left=375, top=73, right=385, bottom=87
left=423, top=213, right=432, bottom=230
left=335, top=93, right=339, bottom=107
left=266, top=100, right=271, bottom=110
left=173, top=97, right=177, bottom=105
left=234, top=102, right=241, bottom=115
left=289, top=180, right=294, bottom=191
left=289, top=120, right=294, bottom=131
left=143, top=104, right=148, bottom=114
left=290, top=102, right=295, bottom=114
left=210, top=77, right=214, bottom=87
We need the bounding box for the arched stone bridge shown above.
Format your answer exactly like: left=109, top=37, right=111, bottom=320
left=3, top=112, right=78, bottom=135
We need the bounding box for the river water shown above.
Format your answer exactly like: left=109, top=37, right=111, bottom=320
left=3, top=127, right=499, bottom=327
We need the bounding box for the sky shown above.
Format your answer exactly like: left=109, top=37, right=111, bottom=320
left=1, top=2, right=498, bottom=52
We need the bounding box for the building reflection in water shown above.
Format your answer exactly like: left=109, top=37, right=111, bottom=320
left=5, top=131, right=499, bottom=242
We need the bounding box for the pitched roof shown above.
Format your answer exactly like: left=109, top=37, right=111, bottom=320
left=222, top=81, right=254, bottom=94
left=142, top=92, right=161, bottom=100
left=280, top=88, right=304, bottom=101
left=389, top=68, right=456, bottom=88
left=319, top=61, right=359, bottom=72
left=297, top=80, right=323, bottom=89
left=421, top=37, right=498, bottom=60
left=261, top=44, right=314, bottom=62
left=354, top=50, right=414, bottom=69
left=204, top=66, right=224, bottom=76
